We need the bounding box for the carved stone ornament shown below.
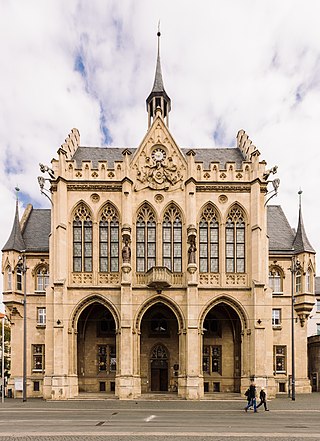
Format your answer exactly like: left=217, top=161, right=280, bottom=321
left=218, top=194, right=228, bottom=204
left=135, top=146, right=184, bottom=191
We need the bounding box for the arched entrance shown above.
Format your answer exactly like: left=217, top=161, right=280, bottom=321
left=140, top=302, right=179, bottom=393
left=202, top=301, right=242, bottom=393
left=77, top=302, right=116, bottom=394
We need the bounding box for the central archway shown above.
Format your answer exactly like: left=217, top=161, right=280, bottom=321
left=139, top=301, right=180, bottom=393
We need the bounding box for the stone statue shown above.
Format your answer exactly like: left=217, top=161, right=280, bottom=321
left=122, top=238, right=131, bottom=263
left=188, top=239, right=197, bottom=264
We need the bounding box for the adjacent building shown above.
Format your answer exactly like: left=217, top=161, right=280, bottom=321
left=1, top=35, right=316, bottom=400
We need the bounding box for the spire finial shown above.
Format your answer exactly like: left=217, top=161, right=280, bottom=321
left=298, top=189, right=302, bottom=210
left=15, top=186, right=20, bottom=202
left=157, top=21, right=161, bottom=57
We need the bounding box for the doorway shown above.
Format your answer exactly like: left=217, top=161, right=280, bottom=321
left=150, top=344, right=169, bottom=391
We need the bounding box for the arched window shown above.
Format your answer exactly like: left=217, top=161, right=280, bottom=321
left=16, top=266, right=22, bottom=291
left=73, top=204, right=92, bottom=272
left=295, top=270, right=302, bottom=293
left=226, top=206, right=245, bottom=273
left=306, top=268, right=312, bottom=293
left=199, top=205, right=219, bottom=273
left=36, top=266, right=49, bottom=291
left=136, top=204, right=156, bottom=273
left=162, top=205, right=182, bottom=272
left=269, top=268, right=283, bottom=294
left=99, top=204, right=119, bottom=273
left=6, top=266, right=12, bottom=290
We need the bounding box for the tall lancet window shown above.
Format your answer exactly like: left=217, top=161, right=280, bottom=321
left=226, top=206, right=245, bottom=273
left=99, top=204, right=119, bottom=272
left=73, top=204, right=92, bottom=272
left=162, top=205, right=182, bottom=272
left=199, top=205, right=219, bottom=273
left=136, top=204, right=156, bottom=273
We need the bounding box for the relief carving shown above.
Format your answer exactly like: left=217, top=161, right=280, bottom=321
left=135, top=146, right=184, bottom=191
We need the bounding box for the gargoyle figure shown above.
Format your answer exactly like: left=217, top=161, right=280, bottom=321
left=39, top=163, right=55, bottom=179
left=263, top=165, right=278, bottom=180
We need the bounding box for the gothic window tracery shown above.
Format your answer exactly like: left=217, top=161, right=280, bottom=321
left=226, top=206, right=245, bottom=273
left=73, top=204, right=92, bottom=273
left=151, top=344, right=168, bottom=360
left=162, top=205, right=182, bottom=272
left=136, top=204, right=156, bottom=273
left=199, top=205, right=219, bottom=273
left=99, top=204, right=119, bottom=273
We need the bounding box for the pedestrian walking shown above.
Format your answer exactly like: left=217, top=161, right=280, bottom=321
left=256, top=387, right=269, bottom=411
left=244, top=382, right=257, bottom=412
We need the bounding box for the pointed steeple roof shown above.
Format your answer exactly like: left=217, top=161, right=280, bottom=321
left=2, top=199, right=26, bottom=252
left=147, top=33, right=170, bottom=100
left=292, top=191, right=315, bottom=254
left=146, top=27, right=171, bottom=127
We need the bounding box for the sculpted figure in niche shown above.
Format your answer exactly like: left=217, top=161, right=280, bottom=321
left=122, top=238, right=131, bottom=263
left=188, top=237, right=197, bottom=264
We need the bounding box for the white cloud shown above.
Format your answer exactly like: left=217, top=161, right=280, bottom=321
left=1, top=0, right=320, bottom=308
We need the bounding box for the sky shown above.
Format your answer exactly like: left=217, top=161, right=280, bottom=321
left=1, top=0, right=320, bottom=303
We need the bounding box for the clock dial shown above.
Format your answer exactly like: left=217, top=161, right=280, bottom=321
left=152, top=148, right=166, bottom=162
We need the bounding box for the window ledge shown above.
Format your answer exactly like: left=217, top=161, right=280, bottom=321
left=272, top=292, right=283, bottom=296
left=36, top=324, right=46, bottom=329
left=272, top=325, right=282, bottom=330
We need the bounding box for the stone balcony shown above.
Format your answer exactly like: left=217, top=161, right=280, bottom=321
left=145, top=266, right=173, bottom=289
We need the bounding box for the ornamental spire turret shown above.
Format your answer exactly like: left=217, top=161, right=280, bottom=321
left=292, top=190, right=315, bottom=254
left=146, top=25, right=171, bottom=128
left=2, top=188, right=25, bottom=252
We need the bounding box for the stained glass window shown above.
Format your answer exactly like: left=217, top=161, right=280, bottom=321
left=199, top=206, right=219, bottom=273
left=73, top=205, right=92, bottom=273
left=99, top=205, right=119, bottom=273
left=162, top=205, right=182, bottom=272
left=136, top=204, right=156, bottom=272
left=226, top=206, right=245, bottom=273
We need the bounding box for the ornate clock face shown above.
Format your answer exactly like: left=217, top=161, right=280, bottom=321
left=152, top=148, right=166, bottom=162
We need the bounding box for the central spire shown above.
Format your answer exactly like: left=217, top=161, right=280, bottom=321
left=146, top=25, right=171, bottom=128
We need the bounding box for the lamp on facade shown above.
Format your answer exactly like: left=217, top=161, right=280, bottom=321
left=290, top=256, right=301, bottom=401
left=18, top=252, right=27, bottom=402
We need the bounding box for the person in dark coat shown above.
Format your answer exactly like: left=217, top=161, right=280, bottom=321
left=256, top=387, right=269, bottom=411
left=244, top=382, right=257, bottom=412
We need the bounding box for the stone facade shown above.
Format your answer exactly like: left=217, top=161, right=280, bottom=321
left=1, top=41, right=316, bottom=400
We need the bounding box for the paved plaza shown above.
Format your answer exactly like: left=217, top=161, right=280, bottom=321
left=0, top=393, right=320, bottom=440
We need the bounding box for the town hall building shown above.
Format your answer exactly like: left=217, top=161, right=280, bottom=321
left=2, top=34, right=316, bottom=400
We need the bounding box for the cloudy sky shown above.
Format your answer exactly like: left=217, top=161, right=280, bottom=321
left=1, top=0, right=320, bottom=297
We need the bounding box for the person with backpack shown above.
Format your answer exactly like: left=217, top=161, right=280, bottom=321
left=244, top=382, right=257, bottom=413
left=256, top=387, right=269, bottom=411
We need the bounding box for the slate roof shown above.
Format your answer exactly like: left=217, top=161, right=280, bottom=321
left=267, top=205, right=295, bottom=254
left=72, top=146, right=245, bottom=170
left=2, top=201, right=25, bottom=252
left=292, top=208, right=315, bottom=254
left=22, top=209, right=51, bottom=252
